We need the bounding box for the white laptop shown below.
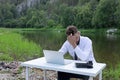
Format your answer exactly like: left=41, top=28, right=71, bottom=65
left=43, top=50, right=72, bottom=65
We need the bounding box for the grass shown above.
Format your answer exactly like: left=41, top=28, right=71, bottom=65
left=103, top=64, right=120, bottom=80
left=0, top=28, right=42, bottom=61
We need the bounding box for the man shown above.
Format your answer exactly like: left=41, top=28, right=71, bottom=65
left=58, top=25, right=96, bottom=80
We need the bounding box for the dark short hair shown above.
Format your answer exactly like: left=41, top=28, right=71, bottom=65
left=66, top=25, right=78, bottom=36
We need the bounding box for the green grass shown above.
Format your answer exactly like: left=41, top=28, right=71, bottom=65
left=0, top=28, right=42, bottom=61
left=103, top=64, right=120, bottom=80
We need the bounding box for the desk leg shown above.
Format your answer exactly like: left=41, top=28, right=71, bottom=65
left=89, top=77, right=93, bottom=80
left=26, top=67, right=29, bottom=80
left=43, top=69, right=47, bottom=80
left=99, top=71, right=102, bottom=80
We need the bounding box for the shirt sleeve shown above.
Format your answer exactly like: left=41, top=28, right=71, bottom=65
left=74, top=38, right=92, bottom=61
left=58, top=41, right=68, bottom=55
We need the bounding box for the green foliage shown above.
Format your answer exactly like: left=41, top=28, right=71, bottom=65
left=103, top=64, right=120, bottom=80
left=58, top=4, right=75, bottom=27
left=78, top=0, right=90, bottom=6
left=26, top=8, right=47, bottom=28
left=47, top=19, right=57, bottom=27
left=0, top=3, right=13, bottom=19
left=115, top=0, right=120, bottom=28
left=0, top=0, right=120, bottom=29
left=74, top=3, right=93, bottom=28
left=92, top=0, right=117, bottom=28
left=0, top=29, right=42, bottom=61
left=0, top=2, right=16, bottom=27
left=0, top=54, right=13, bottom=61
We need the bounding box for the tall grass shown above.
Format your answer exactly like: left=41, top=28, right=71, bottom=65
left=0, top=28, right=42, bottom=61
left=103, top=64, right=120, bottom=80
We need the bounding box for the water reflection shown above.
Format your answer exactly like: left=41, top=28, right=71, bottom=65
left=20, top=30, right=120, bottom=69
left=106, top=33, right=117, bottom=40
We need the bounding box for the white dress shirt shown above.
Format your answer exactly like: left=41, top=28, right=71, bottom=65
left=59, top=36, right=96, bottom=62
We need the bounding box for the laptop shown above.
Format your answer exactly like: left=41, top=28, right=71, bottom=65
left=43, top=50, right=72, bottom=65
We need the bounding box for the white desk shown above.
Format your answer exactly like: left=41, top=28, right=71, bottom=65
left=21, top=57, right=106, bottom=80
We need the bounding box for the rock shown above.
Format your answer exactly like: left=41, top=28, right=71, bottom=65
left=106, top=28, right=117, bottom=34
left=0, top=61, right=57, bottom=80
left=0, top=66, right=2, bottom=70
left=8, top=62, right=19, bottom=69
left=0, top=62, right=5, bottom=66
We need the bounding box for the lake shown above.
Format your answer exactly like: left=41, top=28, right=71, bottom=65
left=21, top=30, right=120, bottom=69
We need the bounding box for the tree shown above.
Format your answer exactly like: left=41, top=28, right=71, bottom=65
left=0, top=3, right=16, bottom=27
left=58, top=0, right=79, bottom=6
left=74, top=3, right=93, bottom=28
left=60, top=5, right=75, bottom=27
left=115, top=0, right=120, bottom=28
left=51, top=4, right=75, bottom=28
left=78, top=0, right=90, bottom=6
left=26, top=8, right=47, bottom=28
left=92, top=0, right=117, bottom=28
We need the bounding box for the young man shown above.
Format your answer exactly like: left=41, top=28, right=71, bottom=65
left=58, top=25, right=96, bottom=80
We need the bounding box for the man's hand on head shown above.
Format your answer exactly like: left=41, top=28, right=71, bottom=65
left=67, top=34, right=77, bottom=48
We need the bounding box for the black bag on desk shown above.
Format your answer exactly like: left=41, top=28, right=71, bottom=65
left=75, top=61, right=93, bottom=68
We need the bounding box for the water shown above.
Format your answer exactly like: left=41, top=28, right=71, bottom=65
left=21, top=30, right=120, bottom=69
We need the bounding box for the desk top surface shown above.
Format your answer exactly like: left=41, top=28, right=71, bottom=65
left=21, top=57, right=106, bottom=77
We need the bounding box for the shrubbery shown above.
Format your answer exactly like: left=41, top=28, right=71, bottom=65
left=0, top=0, right=120, bottom=29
